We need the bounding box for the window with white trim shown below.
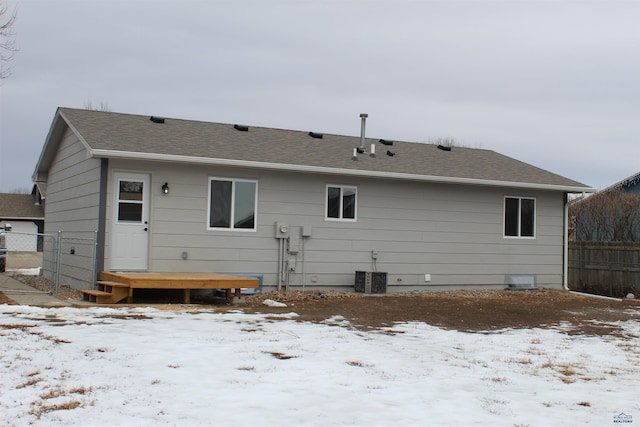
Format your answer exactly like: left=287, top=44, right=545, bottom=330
left=504, top=197, right=535, bottom=238
left=208, top=178, right=257, bottom=231
left=326, top=185, right=357, bottom=221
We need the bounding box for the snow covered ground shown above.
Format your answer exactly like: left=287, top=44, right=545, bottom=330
left=1, top=304, right=638, bottom=426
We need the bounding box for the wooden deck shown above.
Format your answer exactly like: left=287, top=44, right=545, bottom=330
left=82, top=272, right=260, bottom=304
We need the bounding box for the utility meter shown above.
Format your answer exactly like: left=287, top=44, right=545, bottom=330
left=275, top=222, right=289, bottom=238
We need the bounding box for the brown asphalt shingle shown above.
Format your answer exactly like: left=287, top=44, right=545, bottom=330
left=58, top=107, right=589, bottom=189
left=0, top=194, right=44, bottom=220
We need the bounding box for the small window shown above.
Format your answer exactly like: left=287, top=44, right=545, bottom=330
left=326, top=185, right=357, bottom=221
left=117, top=180, right=144, bottom=223
left=208, top=178, right=257, bottom=231
left=504, top=197, right=535, bottom=238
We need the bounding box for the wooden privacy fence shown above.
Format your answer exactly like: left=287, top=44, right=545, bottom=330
left=568, top=241, right=640, bottom=297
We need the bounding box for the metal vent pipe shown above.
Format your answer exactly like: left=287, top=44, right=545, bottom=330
left=359, top=113, right=368, bottom=149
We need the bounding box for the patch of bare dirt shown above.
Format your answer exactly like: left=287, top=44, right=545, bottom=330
left=0, top=292, right=15, bottom=305
left=240, top=288, right=640, bottom=334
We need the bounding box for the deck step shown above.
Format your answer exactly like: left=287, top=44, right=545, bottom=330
left=83, top=290, right=112, bottom=297
left=82, top=283, right=130, bottom=304
left=96, top=281, right=130, bottom=288
left=82, top=290, right=111, bottom=303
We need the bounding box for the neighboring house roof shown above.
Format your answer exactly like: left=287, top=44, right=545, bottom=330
left=0, top=193, right=44, bottom=220
left=599, top=171, right=640, bottom=194
left=33, top=182, right=47, bottom=200
left=34, top=107, right=594, bottom=192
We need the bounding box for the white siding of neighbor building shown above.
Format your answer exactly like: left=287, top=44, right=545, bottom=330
left=107, top=159, right=565, bottom=292
left=43, top=128, right=102, bottom=289
left=0, top=221, right=38, bottom=251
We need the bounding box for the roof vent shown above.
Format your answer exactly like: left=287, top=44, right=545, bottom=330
left=359, top=113, right=368, bottom=149
left=386, top=150, right=396, bottom=157
left=150, top=116, right=165, bottom=124
left=234, top=124, right=249, bottom=131
left=437, top=144, right=452, bottom=152
left=308, top=132, right=323, bottom=139
left=356, top=147, right=365, bottom=154
left=379, top=139, right=393, bottom=146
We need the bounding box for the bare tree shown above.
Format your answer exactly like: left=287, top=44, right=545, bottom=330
left=429, top=137, right=457, bottom=147
left=570, top=189, right=640, bottom=241
left=0, top=1, right=18, bottom=79
left=84, top=100, right=111, bottom=111
left=427, top=137, right=482, bottom=149
left=10, top=186, right=31, bottom=194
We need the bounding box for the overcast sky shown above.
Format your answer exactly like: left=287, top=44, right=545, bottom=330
left=1, top=0, right=639, bottom=193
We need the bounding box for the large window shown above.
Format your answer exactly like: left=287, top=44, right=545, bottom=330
left=208, top=178, right=257, bottom=231
left=326, top=185, right=357, bottom=221
left=504, top=197, right=535, bottom=238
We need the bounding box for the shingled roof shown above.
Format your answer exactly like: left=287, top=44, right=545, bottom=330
left=34, top=107, right=593, bottom=192
left=0, top=194, right=44, bottom=220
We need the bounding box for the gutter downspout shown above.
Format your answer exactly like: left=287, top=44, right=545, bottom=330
left=277, top=238, right=283, bottom=291
left=563, top=192, right=569, bottom=290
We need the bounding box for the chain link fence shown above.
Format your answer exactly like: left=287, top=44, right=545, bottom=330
left=1, top=230, right=98, bottom=295
left=53, top=231, right=98, bottom=293
left=0, top=231, right=55, bottom=294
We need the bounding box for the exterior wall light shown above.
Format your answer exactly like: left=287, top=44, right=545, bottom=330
left=162, top=182, right=170, bottom=194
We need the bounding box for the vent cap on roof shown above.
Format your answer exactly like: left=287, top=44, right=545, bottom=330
left=308, top=132, right=323, bottom=139
left=379, top=139, right=393, bottom=146
left=150, top=116, right=165, bottom=124
left=234, top=124, right=249, bottom=131
left=437, top=144, right=452, bottom=152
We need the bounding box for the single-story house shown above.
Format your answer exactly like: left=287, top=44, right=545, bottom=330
left=32, top=107, right=594, bottom=292
left=0, top=192, right=45, bottom=252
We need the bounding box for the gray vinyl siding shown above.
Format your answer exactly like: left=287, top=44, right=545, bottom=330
left=43, top=128, right=101, bottom=289
left=106, top=160, right=565, bottom=292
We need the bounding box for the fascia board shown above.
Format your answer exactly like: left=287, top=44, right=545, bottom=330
left=2, top=216, right=43, bottom=221
left=31, top=109, right=95, bottom=181
left=31, top=111, right=64, bottom=182
left=91, top=149, right=597, bottom=194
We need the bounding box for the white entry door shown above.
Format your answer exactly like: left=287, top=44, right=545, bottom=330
left=110, top=173, right=150, bottom=270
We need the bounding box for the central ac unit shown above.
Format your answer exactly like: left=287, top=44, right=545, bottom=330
left=355, top=271, right=387, bottom=294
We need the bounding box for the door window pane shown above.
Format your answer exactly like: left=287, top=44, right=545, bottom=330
left=117, top=180, right=144, bottom=223
left=119, top=181, right=143, bottom=201
left=118, top=203, right=143, bottom=222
